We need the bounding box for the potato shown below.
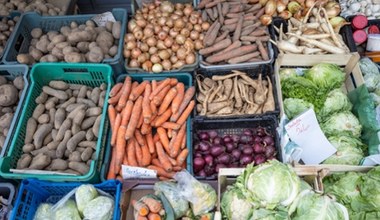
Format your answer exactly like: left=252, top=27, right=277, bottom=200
left=31, top=28, right=43, bottom=39
left=108, top=45, right=118, bottom=57
left=105, top=21, right=113, bottom=32
left=29, top=47, right=43, bottom=61
left=88, top=46, right=104, bottom=63
left=0, top=76, right=7, bottom=86
left=68, top=161, right=89, bottom=175
left=42, top=86, right=68, bottom=100
left=17, top=54, right=34, bottom=65
left=112, top=21, right=121, bottom=39
left=36, top=37, right=50, bottom=53
left=50, top=158, right=68, bottom=170
left=29, top=153, right=51, bottom=170
left=51, top=47, right=64, bottom=60
left=0, top=84, right=18, bottom=106
left=33, top=124, right=53, bottom=149
left=47, top=31, right=59, bottom=41
left=17, top=154, right=32, bottom=169
left=64, top=52, right=83, bottom=63
left=67, top=131, right=86, bottom=152
left=77, top=42, right=90, bottom=53
left=40, top=54, right=58, bottom=62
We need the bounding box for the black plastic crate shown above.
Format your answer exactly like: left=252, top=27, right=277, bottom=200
left=194, top=64, right=280, bottom=120
left=191, top=116, right=281, bottom=179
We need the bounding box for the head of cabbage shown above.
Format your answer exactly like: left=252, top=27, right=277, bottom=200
left=221, top=186, right=253, bottom=220
left=318, top=89, right=353, bottom=122
left=284, top=98, right=314, bottom=120
left=322, top=136, right=364, bottom=165
left=321, top=111, right=362, bottom=138
left=304, top=63, right=345, bottom=91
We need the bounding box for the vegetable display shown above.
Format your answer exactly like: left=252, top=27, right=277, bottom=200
left=196, top=70, right=275, bottom=117
left=16, top=19, right=121, bottom=65
left=193, top=127, right=277, bottom=177
left=124, top=1, right=206, bottom=72
left=132, top=194, right=165, bottom=220
left=0, top=75, right=24, bottom=151
left=0, top=15, right=18, bottom=57
left=340, top=0, right=380, bottom=19
left=0, top=0, right=69, bottom=16
left=16, top=80, right=106, bottom=175
left=106, top=77, right=194, bottom=180
left=271, top=5, right=349, bottom=55
left=198, top=0, right=271, bottom=65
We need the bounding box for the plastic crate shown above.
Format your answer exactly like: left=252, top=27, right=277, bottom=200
left=0, top=12, right=21, bottom=61
left=0, top=65, right=29, bottom=158
left=194, top=64, right=280, bottom=120
left=11, top=179, right=121, bottom=220
left=100, top=73, right=193, bottom=181
left=0, top=63, right=114, bottom=182
left=1, top=8, right=127, bottom=74
left=191, top=116, right=281, bottom=179
left=0, top=182, right=16, bottom=219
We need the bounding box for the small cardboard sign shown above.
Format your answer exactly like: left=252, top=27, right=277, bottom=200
left=285, top=108, right=336, bottom=164
left=92, top=12, right=116, bottom=27
left=122, top=165, right=157, bottom=179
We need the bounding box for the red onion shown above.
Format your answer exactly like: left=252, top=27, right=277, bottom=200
left=213, top=137, right=224, bottom=145
left=208, top=130, right=218, bottom=139
left=267, top=155, right=276, bottom=160
left=225, top=143, right=235, bottom=153
left=256, top=127, right=267, bottom=137
left=194, top=152, right=202, bottom=158
left=254, top=136, right=262, bottom=143
left=239, top=135, right=253, bottom=144
left=210, top=145, right=225, bottom=157
left=253, top=143, right=265, bottom=154
left=216, top=153, right=231, bottom=165
left=204, top=165, right=215, bottom=176
left=231, top=149, right=241, bottom=161
left=242, top=147, right=254, bottom=155
left=197, top=169, right=206, bottom=177
left=231, top=134, right=240, bottom=143
left=240, top=155, right=254, bottom=165
left=204, top=155, right=214, bottom=166
left=223, top=135, right=233, bottom=143
left=215, top=163, right=227, bottom=172
left=199, top=141, right=210, bottom=152
left=265, top=145, right=276, bottom=158
left=262, top=135, right=274, bottom=146
left=193, top=157, right=205, bottom=173
left=254, top=154, right=266, bottom=165
left=198, top=131, right=210, bottom=141
left=228, top=162, right=240, bottom=168
left=243, top=129, right=253, bottom=136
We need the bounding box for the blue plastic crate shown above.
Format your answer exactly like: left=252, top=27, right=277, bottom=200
left=1, top=8, right=127, bottom=74
left=11, top=179, right=122, bottom=220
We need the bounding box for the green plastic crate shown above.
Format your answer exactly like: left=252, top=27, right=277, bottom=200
left=100, top=73, right=193, bottom=181
left=0, top=63, right=114, bottom=182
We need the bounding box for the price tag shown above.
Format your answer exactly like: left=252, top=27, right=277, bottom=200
left=285, top=108, right=336, bottom=164
left=121, top=165, right=157, bottom=179
left=91, top=12, right=116, bottom=27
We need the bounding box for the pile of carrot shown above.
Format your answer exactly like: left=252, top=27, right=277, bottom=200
left=106, top=76, right=195, bottom=180
left=132, top=195, right=164, bottom=220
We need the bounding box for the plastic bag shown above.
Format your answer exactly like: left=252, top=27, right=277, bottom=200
left=54, top=200, right=81, bottom=220
left=83, top=196, right=114, bottom=220
left=154, top=181, right=189, bottom=219
left=174, top=170, right=217, bottom=216
left=33, top=203, right=53, bottom=220
left=75, top=184, right=98, bottom=215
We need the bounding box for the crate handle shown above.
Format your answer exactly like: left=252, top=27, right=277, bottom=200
left=62, top=67, right=90, bottom=74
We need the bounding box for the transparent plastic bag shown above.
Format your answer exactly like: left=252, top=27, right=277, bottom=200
left=154, top=181, right=189, bottom=219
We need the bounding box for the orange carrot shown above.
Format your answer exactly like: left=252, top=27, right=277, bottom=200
left=148, top=213, right=161, bottom=220
left=141, top=144, right=152, bottom=167
left=171, top=83, right=185, bottom=114
left=175, top=100, right=195, bottom=125
left=148, top=165, right=174, bottom=179
left=132, top=200, right=149, bottom=217
left=108, top=88, right=122, bottom=105
left=150, top=78, right=170, bottom=100
left=181, top=132, right=186, bottom=149
left=125, top=97, right=143, bottom=140
left=109, top=82, right=123, bottom=97
left=135, top=130, right=145, bottom=146
left=170, top=124, right=186, bottom=158
left=169, top=78, right=178, bottom=86
left=143, top=84, right=152, bottom=123
left=127, top=139, right=138, bottom=167
left=172, top=166, right=183, bottom=171
left=176, top=148, right=189, bottom=166
left=152, top=80, right=157, bottom=92
left=129, top=80, right=148, bottom=101
left=157, top=127, right=170, bottom=153
left=137, top=216, right=148, bottom=220
left=115, top=125, right=127, bottom=174
left=146, top=133, right=155, bottom=154
left=151, top=158, right=162, bottom=167
left=153, top=85, right=171, bottom=106
left=159, top=176, right=170, bottom=181
left=135, top=141, right=143, bottom=167
left=171, top=87, right=195, bottom=122
left=158, top=87, right=177, bottom=115
left=154, top=108, right=172, bottom=127
left=167, top=128, right=173, bottom=139
left=155, top=141, right=173, bottom=172
left=168, top=156, right=177, bottom=166
left=121, top=100, right=134, bottom=126
left=141, top=122, right=152, bottom=135
left=150, top=101, right=157, bottom=115
left=108, top=105, right=117, bottom=130
left=116, top=76, right=132, bottom=111
left=123, top=152, right=129, bottom=165
left=153, top=133, right=160, bottom=143
left=107, top=148, right=116, bottom=180
left=162, top=122, right=181, bottom=130
left=111, top=113, right=121, bottom=147
left=137, top=112, right=144, bottom=129
left=142, top=198, right=162, bottom=213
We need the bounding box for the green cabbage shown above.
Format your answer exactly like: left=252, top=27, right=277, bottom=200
left=83, top=196, right=114, bottom=220
left=370, top=92, right=380, bottom=106
left=236, top=160, right=300, bottom=209
left=279, top=69, right=298, bottom=81
left=359, top=57, right=380, bottom=76
left=54, top=200, right=81, bottom=220
left=319, top=89, right=353, bottom=121
left=249, top=208, right=289, bottom=220
left=324, top=172, right=363, bottom=206
left=75, top=184, right=98, bottom=215
left=221, top=186, right=252, bottom=220
left=284, top=98, right=314, bottom=120
left=363, top=73, right=380, bottom=92
left=304, top=63, right=345, bottom=91
left=321, top=111, right=362, bottom=138
left=33, top=203, right=53, bottom=220
left=322, top=136, right=364, bottom=165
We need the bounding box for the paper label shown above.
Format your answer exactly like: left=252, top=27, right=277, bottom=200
left=285, top=108, right=336, bottom=164
left=362, top=155, right=380, bottom=166
left=92, top=12, right=116, bottom=27
left=122, top=165, right=157, bottom=179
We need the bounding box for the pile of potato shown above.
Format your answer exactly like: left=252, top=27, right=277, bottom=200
left=16, top=80, right=107, bottom=175
left=0, top=75, right=24, bottom=151
left=0, top=16, right=18, bottom=56
left=0, top=0, right=67, bottom=16
left=17, top=19, right=121, bottom=65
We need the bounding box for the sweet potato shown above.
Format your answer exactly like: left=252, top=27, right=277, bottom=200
left=49, top=158, right=68, bottom=171
left=68, top=161, right=90, bottom=175
left=29, top=153, right=51, bottom=170
left=67, top=131, right=86, bottom=152
left=33, top=124, right=53, bottom=149
left=25, top=119, right=37, bottom=144
left=16, top=154, right=32, bottom=169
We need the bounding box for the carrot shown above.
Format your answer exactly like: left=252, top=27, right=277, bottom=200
left=168, top=156, right=177, bottom=166
left=108, top=105, right=117, bottom=130
left=143, top=84, right=152, bottom=123
left=211, top=41, right=242, bottom=59
left=123, top=152, right=129, bottom=165
left=152, top=80, right=157, bottom=92
left=157, top=87, right=177, bottom=115
left=108, top=88, right=122, bottom=105
left=129, top=81, right=148, bottom=101
left=147, top=213, right=161, bottom=220
left=109, top=83, right=123, bottom=97
left=150, top=101, right=157, bottom=115
left=155, top=108, right=172, bottom=127
left=145, top=133, right=155, bottom=154
left=159, top=176, right=170, bottom=181
left=107, top=148, right=116, bottom=179
left=148, top=165, right=174, bottom=179
left=111, top=113, right=122, bottom=147
left=115, top=125, right=127, bottom=174
left=155, top=141, right=172, bottom=172
left=141, top=122, right=152, bottom=135
left=157, top=127, right=170, bottom=153
left=170, top=124, right=186, bottom=158
left=206, top=44, right=258, bottom=63
left=205, top=21, right=221, bottom=47
left=175, top=100, right=195, bottom=125
left=176, top=148, right=189, bottom=166
left=214, top=30, right=229, bottom=44
left=116, top=175, right=123, bottom=182
left=151, top=158, right=162, bottom=167
left=153, top=133, right=160, bottom=143
left=256, top=40, right=269, bottom=61
left=171, top=83, right=185, bottom=114
left=137, top=216, right=148, bottom=220
left=135, top=130, right=145, bottom=146
left=233, top=15, right=244, bottom=42
left=181, top=132, right=186, bottom=149
left=121, top=100, right=134, bottom=126
left=141, top=144, right=151, bottom=166
left=125, top=96, right=143, bottom=140
left=227, top=51, right=260, bottom=64
left=169, top=78, right=178, bottom=86
left=132, top=200, right=149, bottom=217
left=170, top=87, right=195, bottom=122
left=116, top=76, right=132, bottom=111
left=142, top=197, right=162, bottom=213
left=199, top=38, right=232, bottom=55
left=127, top=139, right=138, bottom=167
left=153, top=85, right=171, bottom=106
left=161, top=122, right=181, bottom=130
left=135, top=141, right=143, bottom=167
left=150, top=78, right=170, bottom=100
left=167, top=128, right=173, bottom=139
left=137, top=112, right=144, bottom=129
left=172, top=166, right=183, bottom=171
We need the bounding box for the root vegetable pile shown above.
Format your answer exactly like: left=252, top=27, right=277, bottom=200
left=271, top=5, right=349, bottom=55
left=0, top=75, right=24, bottom=151
left=0, top=15, right=18, bottom=56
left=193, top=127, right=277, bottom=177
left=16, top=81, right=107, bottom=175
left=107, top=77, right=195, bottom=180
left=0, top=0, right=68, bottom=16
left=132, top=194, right=164, bottom=220
left=196, top=70, right=275, bottom=116
left=124, top=1, right=208, bottom=72
left=198, top=0, right=271, bottom=65
left=16, top=19, right=121, bottom=65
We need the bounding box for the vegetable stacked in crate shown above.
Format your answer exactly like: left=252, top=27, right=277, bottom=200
left=0, top=13, right=19, bottom=58
left=0, top=0, right=76, bottom=16
left=106, top=74, right=194, bottom=180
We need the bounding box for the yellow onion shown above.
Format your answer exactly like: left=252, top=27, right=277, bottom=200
left=277, top=0, right=286, bottom=13
left=306, top=0, right=315, bottom=8
left=160, top=1, right=174, bottom=13
left=265, top=0, right=276, bottom=16
left=260, top=14, right=273, bottom=26
left=287, top=1, right=301, bottom=14
left=142, top=61, right=153, bottom=72
left=330, top=16, right=349, bottom=32
left=128, top=19, right=137, bottom=32
left=152, top=63, right=163, bottom=73
left=259, top=0, right=269, bottom=6
left=279, top=10, right=292, bottom=19
left=325, top=2, right=341, bottom=18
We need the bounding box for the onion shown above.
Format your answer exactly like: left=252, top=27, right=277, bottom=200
left=242, top=147, right=254, bottom=155
left=199, top=33, right=205, bottom=41
left=139, top=43, right=149, bottom=52
left=279, top=10, right=292, bottom=20
left=133, top=30, right=143, bottom=40
left=146, top=24, right=154, bottom=29
left=265, top=145, right=276, bottom=158
left=150, top=54, right=161, bottom=63
left=176, top=48, right=187, bottom=60
left=137, top=53, right=147, bottom=63
left=186, top=23, right=193, bottom=31
left=194, top=40, right=203, bottom=50
left=160, top=1, right=174, bottom=13
left=193, top=157, right=205, bottom=173
left=204, top=155, right=213, bottom=166
left=262, top=135, right=274, bottom=146
left=146, top=37, right=157, bottom=47
left=260, top=14, right=272, bottom=26
left=169, top=29, right=179, bottom=38
left=148, top=3, right=156, bottom=10
left=171, top=14, right=180, bottom=20
left=174, top=18, right=185, bottom=30
left=123, top=49, right=131, bottom=58
left=231, top=135, right=240, bottom=143
left=184, top=39, right=194, bottom=52
left=276, top=0, right=286, bottom=13
left=194, top=24, right=202, bottom=32
left=213, top=137, right=224, bottom=145
left=170, top=55, right=178, bottom=64
left=256, top=127, right=267, bottom=137
left=136, top=19, right=147, bottom=28
left=216, top=153, right=231, bottom=165
left=128, top=19, right=137, bottom=32
left=131, top=48, right=142, bottom=59
left=154, top=26, right=161, bottom=34
left=148, top=46, right=158, bottom=55
left=166, top=18, right=174, bottom=28
left=185, top=52, right=196, bottom=64
left=129, top=59, right=139, bottom=68
left=162, top=26, right=170, bottom=33
left=231, top=149, right=241, bottom=161
left=152, top=63, right=163, bottom=73
left=190, top=30, right=199, bottom=40
left=210, top=145, right=225, bottom=157
left=175, top=34, right=186, bottom=45
left=157, top=40, right=167, bottom=50
left=174, top=10, right=184, bottom=16
left=254, top=136, right=262, bottom=143
left=243, top=129, right=252, bottom=136
left=184, top=6, right=193, bottom=17
left=207, top=130, right=218, bottom=139
left=199, top=141, right=210, bottom=152
left=172, top=60, right=185, bottom=69
left=240, top=155, right=254, bottom=165
left=253, top=143, right=265, bottom=154
left=158, top=17, right=166, bottom=26
left=164, top=37, right=174, bottom=48
left=124, top=33, right=135, bottom=42
left=189, top=14, right=198, bottom=25
left=175, top=3, right=184, bottom=10
left=197, top=170, right=206, bottom=177
left=215, top=164, right=227, bottom=172
left=254, top=154, right=266, bottom=165
left=201, top=22, right=210, bottom=31
left=142, top=61, right=153, bottom=71
left=325, top=2, right=341, bottom=18
left=239, top=135, right=253, bottom=144
left=198, top=131, right=210, bottom=140
left=204, top=165, right=215, bottom=176
left=162, top=60, right=172, bottom=71
left=180, top=28, right=190, bottom=38
left=125, top=41, right=136, bottom=50
left=157, top=30, right=168, bottom=40
left=223, top=135, right=233, bottom=144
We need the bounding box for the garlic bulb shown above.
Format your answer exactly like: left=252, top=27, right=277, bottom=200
left=349, top=2, right=361, bottom=12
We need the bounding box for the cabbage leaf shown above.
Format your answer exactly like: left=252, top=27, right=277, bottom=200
left=304, top=63, right=345, bottom=92
left=323, top=136, right=364, bottom=165
left=284, top=98, right=314, bottom=120
left=221, top=186, right=252, bottom=220
left=321, top=111, right=362, bottom=138
left=319, top=89, right=353, bottom=121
